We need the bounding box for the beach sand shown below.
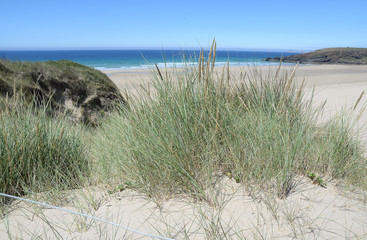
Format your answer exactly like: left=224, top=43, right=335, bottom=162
left=2, top=177, right=366, bottom=239
left=1, top=64, right=367, bottom=239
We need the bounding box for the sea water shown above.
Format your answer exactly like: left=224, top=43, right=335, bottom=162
left=0, top=49, right=298, bottom=70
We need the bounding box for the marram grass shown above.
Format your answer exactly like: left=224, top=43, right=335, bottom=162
left=2, top=43, right=363, bottom=203
left=0, top=96, right=89, bottom=200
left=92, top=43, right=367, bottom=201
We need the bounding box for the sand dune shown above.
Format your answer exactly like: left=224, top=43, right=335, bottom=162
left=1, top=64, right=367, bottom=239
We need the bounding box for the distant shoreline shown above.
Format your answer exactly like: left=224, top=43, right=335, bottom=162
left=264, top=47, right=367, bottom=65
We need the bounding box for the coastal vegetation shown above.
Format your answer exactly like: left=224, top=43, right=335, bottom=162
left=0, top=59, right=125, bottom=125
left=0, top=43, right=367, bottom=238
left=93, top=45, right=367, bottom=202
left=0, top=96, right=89, bottom=201
left=265, top=47, right=367, bottom=64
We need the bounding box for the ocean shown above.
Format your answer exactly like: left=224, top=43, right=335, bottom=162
left=0, top=49, right=298, bottom=70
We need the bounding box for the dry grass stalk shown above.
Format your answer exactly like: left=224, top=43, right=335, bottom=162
left=278, top=63, right=298, bottom=113
left=356, top=105, right=366, bottom=122
left=201, top=49, right=205, bottom=80
left=155, top=63, right=164, bottom=81
left=198, top=49, right=203, bottom=82
left=275, top=57, right=282, bottom=79
left=295, top=77, right=306, bottom=107
left=220, top=65, right=226, bottom=91
left=353, top=91, right=365, bottom=110
left=226, top=60, right=230, bottom=85
left=205, top=40, right=216, bottom=84
left=212, top=40, right=217, bottom=70
left=207, top=42, right=213, bottom=69
left=291, top=77, right=306, bottom=118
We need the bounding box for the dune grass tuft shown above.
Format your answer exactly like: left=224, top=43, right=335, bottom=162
left=92, top=42, right=367, bottom=201
left=0, top=95, right=89, bottom=201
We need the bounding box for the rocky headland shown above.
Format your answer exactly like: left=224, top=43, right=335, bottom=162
left=264, top=47, right=367, bottom=64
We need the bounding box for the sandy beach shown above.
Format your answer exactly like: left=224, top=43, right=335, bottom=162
left=1, top=64, right=367, bottom=239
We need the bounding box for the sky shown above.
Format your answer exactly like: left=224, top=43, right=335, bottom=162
left=1, top=0, right=367, bottom=51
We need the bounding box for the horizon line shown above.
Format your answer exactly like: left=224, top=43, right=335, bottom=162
left=0, top=47, right=312, bottom=52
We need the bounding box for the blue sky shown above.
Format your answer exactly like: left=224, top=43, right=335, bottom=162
left=1, top=0, right=366, bottom=51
